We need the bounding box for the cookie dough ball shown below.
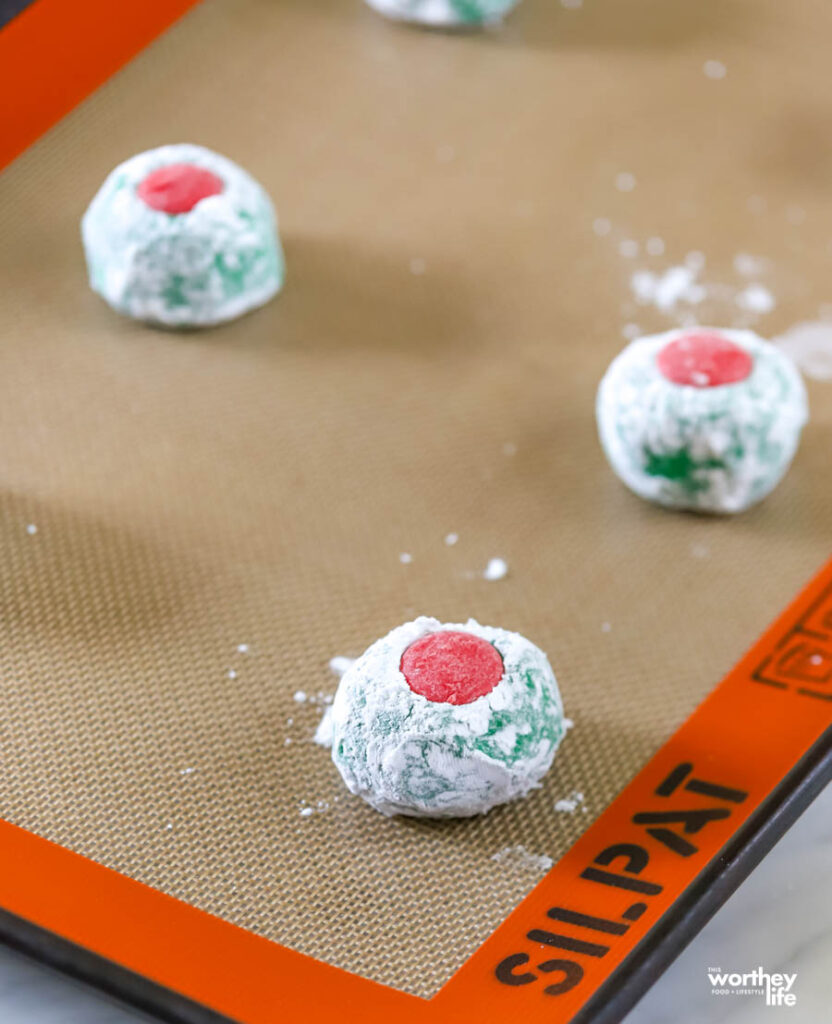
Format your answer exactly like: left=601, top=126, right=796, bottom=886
left=330, top=617, right=567, bottom=818
left=81, top=144, right=284, bottom=327
left=364, top=0, right=520, bottom=28
left=597, top=328, right=808, bottom=514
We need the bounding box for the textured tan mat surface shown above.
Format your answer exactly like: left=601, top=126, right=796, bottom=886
left=0, top=0, right=830, bottom=999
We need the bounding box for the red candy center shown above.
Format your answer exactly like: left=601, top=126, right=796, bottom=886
left=401, top=631, right=504, bottom=705
left=657, top=331, right=753, bottom=388
left=137, top=163, right=224, bottom=214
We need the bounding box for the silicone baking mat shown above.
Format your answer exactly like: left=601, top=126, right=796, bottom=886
left=0, top=1, right=830, bottom=1022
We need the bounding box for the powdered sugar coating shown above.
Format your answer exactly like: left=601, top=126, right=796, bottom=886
left=81, top=144, right=284, bottom=327
left=596, top=328, right=808, bottom=514
left=330, top=617, right=566, bottom=818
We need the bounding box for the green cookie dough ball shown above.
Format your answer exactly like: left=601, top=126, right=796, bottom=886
left=596, top=328, right=808, bottom=514
left=81, top=144, right=284, bottom=328
left=330, top=617, right=568, bottom=818
left=364, top=0, right=520, bottom=28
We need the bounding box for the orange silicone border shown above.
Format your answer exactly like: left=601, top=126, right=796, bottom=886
left=0, top=557, right=828, bottom=1024
left=0, top=0, right=202, bottom=171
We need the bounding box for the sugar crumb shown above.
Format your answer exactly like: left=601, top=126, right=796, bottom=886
left=314, top=706, right=335, bottom=748
left=733, top=252, right=765, bottom=277
left=703, top=60, right=727, bottom=80
left=774, top=320, right=832, bottom=380
left=492, top=845, right=553, bottom=872
left=736, top=283, right=775, bottom=314
left=329, top=656, right=355, bottom=677
left=555, top=790, right=585, bottom=814
left=646, top=236, right=665, bottom=256
left=483, top=557, right=508, bottom=581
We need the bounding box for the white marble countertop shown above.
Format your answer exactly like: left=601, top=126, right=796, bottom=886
left=0, top=781, right=829, bottom=1023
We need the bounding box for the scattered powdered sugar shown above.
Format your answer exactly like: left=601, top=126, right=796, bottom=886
left=615, top=172, right=637, bottom=193
left=600, top=621, right=612, bottom=633
left=562, top=717, right=575, bottom=731
left=554, top=790, right=585, bottom=813
left=310, top=659, right=354, bottom=747
left=618, top=239, right=639, bottom=259
left=236, top=643, right=250, bottom=654
left=691, top=543, right=710, bottom=559
left=774, top=321, right=832, bottom=381
left=492, top=845, right=554, bottom=873
left=444, top=532, right=459, bottom=546
left=593, top=217, right=612, bottom=237
left=329, top=656, right=356, bottom=677
left=25, top=524, right=37, bottom=536
left=302, top=692, right=334, bottom=706
left=646, top=236, right=665, bottom=257
left=227, top=669, right=238, bottom=680
left=685, top=250, right=706, bottom=272
left=483, top=557, right=509, bottom=581
left=399, top=552, right=413, bottom=564
left=736, top=283, right=775, bottom=314
left=626, top=246, right=778, bottom=326
left=630, top=265, right=703, bottom=314
left=733, top=253, right=767, bottom=277
left=293, top=690, right=308, bottom=703
left=299, top=798, right=333, bottom=817
left=314, top=705, right=335, bottom=748
left=703, top=59, right=727, bottom=80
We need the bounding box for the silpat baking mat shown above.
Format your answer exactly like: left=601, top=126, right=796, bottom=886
left=0, top=0, right=831, bottom=1021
